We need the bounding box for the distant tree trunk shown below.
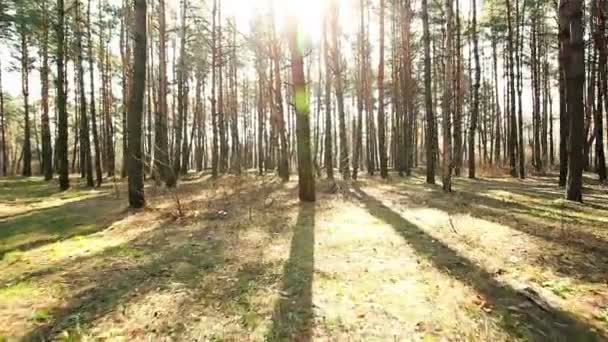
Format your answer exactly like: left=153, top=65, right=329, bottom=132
left=255, top=47, right=266, bottom=175
left=120, top=0, right=131, bottom=178
left=323, top=15, right=334, bottom=181
left=563, top=0, right=585, bottom=201
left=20, top=26, right=32, bottom=177
left=492, top=37, right=502, bottom=165
left=40, top=0, right=53, bottom=180
left=421, top=0, right=436, bottom=184
left=76, top=0, right=94, bottom=187
left=57, top=0, right=69, bottom=190
left=88, top=0, right=102, bottom=186
left=330, top=1, right=351, bottom=180
left=442, top=0, right=453, bottom=191
left=229, top=22, right=240, bottom=175
left=453, top=0, right=463, bottom=176
left=353, top=0, right=365, bottom=181
left=128, top=0, right=146, bottom=208
left=0, top=59, right=6, bottom=176
left=468, top=0, right=480, bottom=179
left=594, top=0, right=607, bottom=181
left=218, top=4, right=228, bottom=173
left=211, top=0, right=219, bottom=177
left=377, top=0, right=388, bottom=179
left=155, top=0, right=173, bottom=186
left=100, top=11, right=115, bottom=178
left=270, top=4, right=289, bottom=181
left=506, top=0, right=518, bottom=177
left=289, top=18, right=315, bottom=202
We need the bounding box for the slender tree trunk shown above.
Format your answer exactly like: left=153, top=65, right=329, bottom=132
left=506, top=0, right=518, bottom=177
left=468, top=0, right=480, bottom=179
left=0, top=59, right=6, bottom=176
left=120, top=0, right=131, bottom=178
left=422, top=0, right=436, bottom=184
left=289, top=18, right=315, bottom=202
left=563, top=0, right=585, bottom=201
left=76, top=0, right=94, bottom=187
left=128, top=0, right=146, bottom=208
left=492, top=37, right=502, bottom=165
left=323, top=15, right=334, bottom=181
left=377, top=0, right=388, bottom=179
left=20, top=27, right=32, bottom=177
left=270, top=3, right=289, bottom=181
left=594, top=0, right=607, bottom=181
left=330, top=1, right=351, bottom=180
left=40, top=0, right=53, bottom=180
left=442, top=0, right=453, bottom=191
left=211, top=0, right=219, bottom=177
left=88, top=0, right=102, bottom=186
left=57, top=0, right=69, bottom=190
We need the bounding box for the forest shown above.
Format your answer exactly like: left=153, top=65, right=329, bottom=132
left=0, top=0, right=607, bottom=340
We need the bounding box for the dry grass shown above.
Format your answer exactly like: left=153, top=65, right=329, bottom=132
left=0, top=171, right=606, bottom=341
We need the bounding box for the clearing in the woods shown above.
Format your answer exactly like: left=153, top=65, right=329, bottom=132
left=0, top=173, right=607, bottom=341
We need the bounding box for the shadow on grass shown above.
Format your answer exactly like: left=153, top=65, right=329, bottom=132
left=350, top=185, right=605, bottom=341
left=388, top=178, right=608, bottom=284
left=0, top=195, right=125, bottom=260
left=16, top=176, right=290, bottom=341
left=266, top=202, right=315, bottom=341
left=19, top=223, right=225, bottom=341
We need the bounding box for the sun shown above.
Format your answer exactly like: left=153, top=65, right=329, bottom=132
left=225, top=0, right=355, bottom=45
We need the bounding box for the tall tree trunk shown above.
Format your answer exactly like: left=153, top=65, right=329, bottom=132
left=76, top=0, right=94, bottom=187
left=20, top=27, right=32, bottom=177
left=128, top=0, right=146, bottom=208
left=120, top=0, right=131, bottom=178
left=453, top=0, right=463, bottom=176
left=211, top=0, right=219, bottom=177
left=469, top=0, right=480, bottom=179
left=270, top=3, right=289, bottom=181
left=156, top=0, right=174, bottom=186
left=289, top=18, right=315, bottom=202
left=330, top=1, right=351, bottom=180
left=492, top=37, right=502, bottom=165
left=506, top=0, right=518, bottom=177
left=323, top=15, right=334, bottom=181
left=563, top=0, right=585, bottom=201
left=0, top=58, right=6, bottom=176
left=442, top=0, right=453, bottom=191
left=88, top=0, right=102, bottom=186
left=421, top=0, right=436, bottom=184
left=594, top=0, right=607, bottom=181
left=377, top=0, right=388, bottom=179
left=218, top=3, right=228, bottom=173
left=56, top=0, right=69, bottom=190
left=40, top=0, right=53, bottom=180
left=353, top=0, right=365, bottom=180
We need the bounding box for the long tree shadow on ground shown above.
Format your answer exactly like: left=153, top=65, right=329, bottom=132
left=349, top=185, right=606, bottom=341
left=266, top=202, right=315, bottom=341
left=0, top=194, right=126, bottom=260
left=16, top=178, right=289, bottom=341
left=385, top=177, right=608, bottom=284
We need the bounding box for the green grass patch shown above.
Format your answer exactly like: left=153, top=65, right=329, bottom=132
left=31, top=308, right=52, bottom=323
left=542, top=279, right=575, bottom=298
left=0, top=281, right=39, bottom=300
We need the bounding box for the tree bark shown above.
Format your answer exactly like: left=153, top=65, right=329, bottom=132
left=40, top=0, right=53, bottom=180
left=128, top=0, right=146, bottom=208
left=562, top=0, right=585, bottom=201
left=422, top=0, right=436, bottom=184
left=377, top=0, right=388, bottom=179
left=469, top=0, right=480, bottom=179
left=289, top=18, right=315, bottom=202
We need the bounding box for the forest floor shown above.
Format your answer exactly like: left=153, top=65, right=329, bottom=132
left=0, top=170, right=607, bottom=341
